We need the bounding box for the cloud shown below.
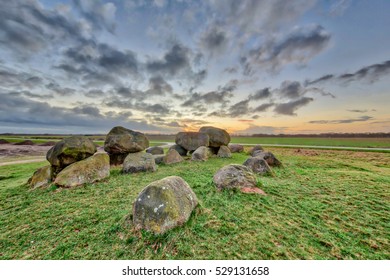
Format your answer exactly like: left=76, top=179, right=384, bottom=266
left=45, top=82, right=76, bottom=96
left=73, top=0, right=117, bottom=32
left=145, top=75, right=173, bottom=96
left=308, top=115, right=373, bottom=124
left=0, top=91, right=165, bottom=133
left=306, top=60, right=390, bottom=85
left=234, top=124, right=288, bottom=135
left=227, top=99, right=250, bottom=117
left=0, top=0, right=87, bottom=57
left=274, top=97, right=314, bottom=115
left=199, top=25, right=228, bottom=56
left=249, top=88, right=272, bottom=100
left=241, top=25, right=331, bottom=74
left=253, top=103, right=274, bottom=112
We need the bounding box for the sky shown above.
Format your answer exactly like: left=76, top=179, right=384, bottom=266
left=0, top=0, right=389, bottom=135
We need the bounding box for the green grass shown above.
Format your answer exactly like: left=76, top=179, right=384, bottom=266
left=230, top=137, right=390, bottom=148
left=0, top=148, right=389, bottom=260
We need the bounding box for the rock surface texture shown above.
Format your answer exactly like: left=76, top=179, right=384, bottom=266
left=146, top=146, right=164, bottom=155
left=54, top=153, right=110, bottom=188
left=28, top=165, right=52, bottom=189
left=228, top=144, right=244, bottom=153
left=169, top=144, right=188, bottom=156
left=217, top=145, right=232, bottom=158
left=243, top=157, right=272, bottom=175
left=175, top=132, right=209, bottom=152
left=213, top=164, right=266, bottom=195
left=255, top=151, right=282, bottom=167
left=46, top=136, right=96, bottom=175
left=249, top=145, right=264, bottom=157
left=132, top=176, right=198, bottom=234
left=191, top=146, right=212, bottom=161
left=199, top=126, right=230, bottom=147
left=163, top=149, right=184, bottom=165
left=122, top=152, right=157, bottom=173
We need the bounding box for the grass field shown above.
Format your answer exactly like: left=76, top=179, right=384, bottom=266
left=1, top=135, right=389, bottom=148
left=1, top=148, right=389, bottom=260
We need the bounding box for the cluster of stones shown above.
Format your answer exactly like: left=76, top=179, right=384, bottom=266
left=27, top=124, right=282, bottom=235
left=173, top=126, right=232, bottom=161
left=28, top=136, right=110, bottom=189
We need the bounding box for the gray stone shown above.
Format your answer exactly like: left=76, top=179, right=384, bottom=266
left=255, top=151, right=282, bottom=167
left=46, top=136, right=97, bottom=176
left=228, top=144, right=244, bottom=153
left=243, top=157, right=272, bottom=175
left=104, top=126, right=149, bottom=155
left=169, top=144, right=187, bottom=156
left=217, top=145, right=232, bottom=158
left=122, top=152, right=157, bottom=173
left=163, top=149, right=184, bottom=165
left=133, top=176, right=198, bottom=234
left=146, top=146, right=164, bottom=155
left=153, top=154, right=165, bottom=164
left=249, top=145, right=264, bottom=156
left=199, top=126, right=230, bottom=147
left=54, top=153, right=110, bottom=188
left=191, top=146, right=212, bottom=161
left=28, top=165, right=52, bottom=189
left=175, top=132, right=209, bottom=151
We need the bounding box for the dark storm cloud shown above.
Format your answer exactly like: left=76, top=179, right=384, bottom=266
left=306, top=60, right=390, bottom=85
left=200, top=26, right=228, bottom=55
left=0, top=92, right=162, bottom=132
left=249, top=88, right=272, bottom=100
left=0, top=67, right=45, bottom=89
left=309, top=115, right=373, bottom=124
left=181, top=80, right=237, bottom=107
left=0, top=0, right=86, bottom=57
left=279, top=81, right=303, bottom=99
left=45, top=83, right=76, bottom=96
left=227, top=99, right=250, bottom=117
left=146, top=43, right=207, bottom=84
left=104, top=97, right=171, bottom=116
left=273, top=97, right=314, bottom=115
left=241, top=25, right=331, bottom=74
left=146, top=76, right=173, bottom=96
left=8, top=90, right=53, bottom=100
left=253, top=103, right=275, bottom=112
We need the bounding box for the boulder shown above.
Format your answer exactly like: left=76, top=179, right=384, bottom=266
left=28, top=165, right=52, bottom=189
left=153, top=154, right=165, bottom=164
left=54, top=153, right=110, bottom=188
left=122, top=152, right=157, bottom=173
left=169, top=144, right=187, bottom=156
left=146, top=146, right=164, bottom=155
left=243, top=157, right=272, bottom=175
left=255, top=151, right=282, bottom=167
left=213, top=164, right=265, bottom=195
left=228, top=144, right=244, bottom=153
left=46, top=136, right=97, bottom=176
left=175, top=132, right=209, bottom=151
left=249, top=145, right=264, bottom=156
left=104, top=126, right=149, bottom=154
left=199, top=126, right=230, bottom=147
left=217, top=145, right=232, bottom=158
left=163, top=149, right=183, bottom=165
left=133, top=176, right=198, bottom=234
left=191, top=146, right=212, bottom=161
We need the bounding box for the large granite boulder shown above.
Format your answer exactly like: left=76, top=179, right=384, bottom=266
left=228, top=144, right=244, bottom=153
left=249, top=145, right=264, bottom=157
left=213, top=164, right=265, bottom=195
left=199, top=126, right=230, bottom=147
left=28, top=165, right=52, bottom=189
left=146, top=146, right=164, bottom=155
left=243, top=157, right=272, bottom=175
left=217, top=145, right=232, bottom=158
left=133, top=176, right=198, bottom=234
left=104, top=126, right=149, bottom=164
left=175, top=132, right=209, bottom=152
left=169, top=144, right=187, bottom=156
left=122, top=152, right=157, bottom=173
left=46, top=136, right=96, bottom=176
left=255, top=151, right=282, bottom=167
left=191, top=146, right=212, bottom=161
left=163, top=149, right=183, bottom=165
left=54, top=153, right=110, bottom=188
